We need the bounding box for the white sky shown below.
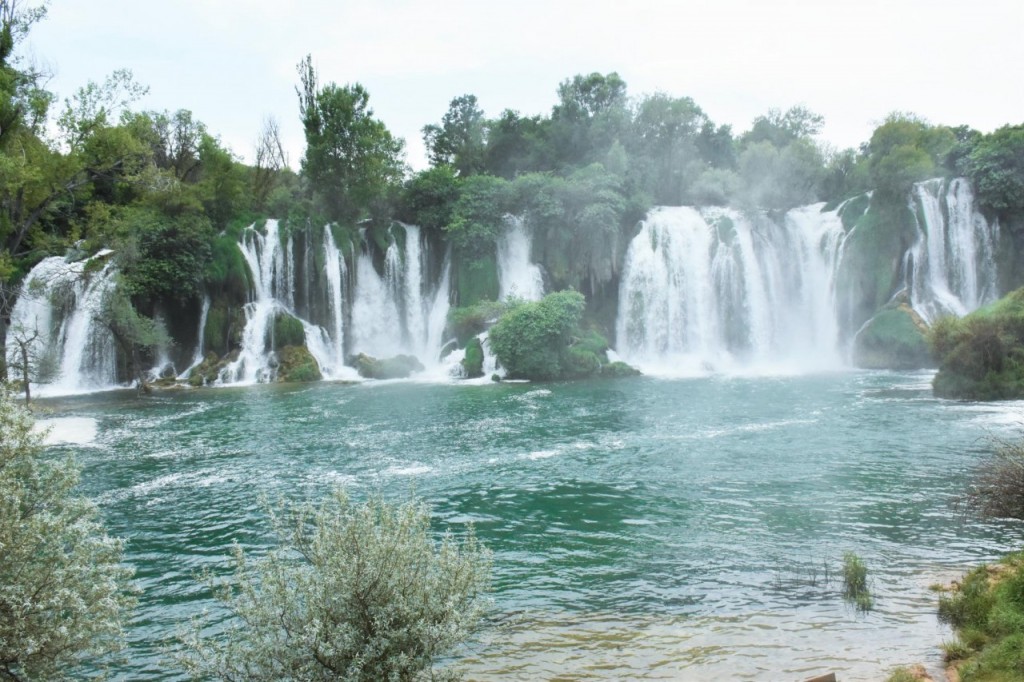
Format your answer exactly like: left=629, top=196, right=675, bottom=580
left=23, top=0, right=1024, bottom=172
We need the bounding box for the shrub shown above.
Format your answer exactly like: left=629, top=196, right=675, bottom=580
left=0, top=389, right=135, bottom=679
left=179, top=491, right=491, bottom=681
left=488, top=290, right=587, bottom=380
left=842, top=551, right=873, bottom=612
left=962, top=436, right=1024, bottom=520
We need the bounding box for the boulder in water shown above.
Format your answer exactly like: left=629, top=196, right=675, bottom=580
left=348, top=353, right=425, bottom=379
left=276, top=345, right=323, bottom=383
left=852, top=298, right=932, bottom=370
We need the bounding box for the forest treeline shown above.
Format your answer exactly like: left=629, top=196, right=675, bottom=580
left=1, top=1, right=1023, bottom=376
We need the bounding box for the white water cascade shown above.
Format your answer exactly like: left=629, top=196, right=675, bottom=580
left=214, top=220, right=450, bottom=385
left=7, top=253, right=120, bottom=395
left=904, top=178, right=999, bottom=323
left=615, top=204, right=850, bottom=375
left=497, top=215, right=544, bottom=301
left=219, top=220, right=289, bottom=384
left=349, top=224, right=450, bottom=365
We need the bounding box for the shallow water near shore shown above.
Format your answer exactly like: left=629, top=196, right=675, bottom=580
left=44, top=370, right=1024, bottom=680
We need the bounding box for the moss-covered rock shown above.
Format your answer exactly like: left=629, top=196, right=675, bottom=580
left=447, top=300, right=506, bottom=346
left=601, top=361, right=642, bottom=378
left=932, top=288, right=1024, bottom=400
left=454, top=254, right=499, bottom=306
left=462, top=337, right=484, bottom=378
left=852, top=299, right=932, bottom=369
left=187, top=350, right=238, bottom=386
left=349, top=353, right=425, bottom=380
left=270, top=311, right=306, bottom=349
left=276, top=345, right=323, bottom=382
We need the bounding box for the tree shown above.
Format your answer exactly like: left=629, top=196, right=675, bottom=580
left=296, top=55, right=406, bottom=223
left=252, top=115, right=288, bottom=212
left=0, top=387, right=135, bottom=680
left=422, top=94, right=486, bottom=176
left=179, top=490, right=491, bottom=682
left=964, top=124, right=1024, bottom=217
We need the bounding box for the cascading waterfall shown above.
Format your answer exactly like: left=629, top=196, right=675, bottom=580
left=497, top=215, right=544, bottom=301
left=616, top=204, right=850, bottom=374
left=219, top=220, right=287, bottom=384
left=348, top=224, right=450, bottom=365
left=7, top=252, right=120, bottom=394
left=904, top=178, right=999, bottom=322
left=177, top=296, right=210, bottom=380
left=216, top=220, right=449, bottom=385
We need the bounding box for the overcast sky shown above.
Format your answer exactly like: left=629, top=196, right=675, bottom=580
left=22, top=0, right=1024, bottom=171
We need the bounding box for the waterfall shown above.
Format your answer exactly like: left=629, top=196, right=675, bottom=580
left=615, top=204, right=850, bottom=374
left=7, top=253, right=120, bottom=395
left=348, top=224, right=450, bottom=366
left=177, top=296, right=210, bottom=380
left=317, top=227, right=348, bottom=375
left=497, top=215, right=544, bottom=301
left=905, top=178, right=999, bottom=323
left=218, top=220, right=287, bottom=384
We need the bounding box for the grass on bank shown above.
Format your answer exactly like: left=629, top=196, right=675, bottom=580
left=937, top=551, right=1024, bottom=681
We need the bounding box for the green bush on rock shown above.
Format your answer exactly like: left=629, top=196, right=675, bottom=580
left=930, top=288, right=1024, bottom=399
left=488, top=290, right=588, bottom=380
left=462, top=336, right=485, bottom=378
left=487, top=290, right=638, bottom=381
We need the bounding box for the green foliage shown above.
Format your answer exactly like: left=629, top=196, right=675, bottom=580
left=868, top=113, right=955, bottom=200
left=841, top=551, right=873, bottom=612
left=119, top=210, right=214, bottom=305
left=930, top=288, right=1024, bottom=400
left=205, top=235, right=251, bottom=303
left=447, top=299, right=506, bottom=345
left=454, top=254, right=499, bottom=307
left=487, top=290, right=589, bottom=380
left=884, top=667, right=924, bottom=682
left=462, top=336, right=484, bottom=378
left=423, top=94, right=487, bottom=176
left=964, top=124, right=1024, bottom=217
left=297, top=55, right=405, bottom=224
left=445, top=174, right=511, bottom=256
left=0, top=388, right=135, bottom=680
left=937, top=553, right=1024, bottom=680
left=178, top=490, right=491, bottom=681
left=270, top=311, right=305, bottom=349
left=399, top=166, right=460, bottom=234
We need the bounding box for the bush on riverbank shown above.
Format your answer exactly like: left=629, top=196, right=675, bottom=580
left=930, top=288, right=1024, bottom=399
left=178, top=491, right=491, bottom=681
left=937, top=551, right=1024, bottom=680
left=0, top=390, right=135, bottom=679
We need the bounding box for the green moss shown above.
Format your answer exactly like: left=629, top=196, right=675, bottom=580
left=205, top=235, right=251, bottom=302
left=601, top=361, right=642, bottom=378
left=837, top=192, right=871, bottom=231
left=836, top=201, right=915, bottom=329
left=852, top=302, right=932, bottom=369
left=270, top=311, right=306, bottom=349
left=447, top=300, right=506, bottom=345
left=276, top=345, right=322, bottom=383
left=455, top=254, right=499, bottom=306
left=462, top=337, right=484, bottom=378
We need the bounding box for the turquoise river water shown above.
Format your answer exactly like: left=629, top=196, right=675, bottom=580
left=40, top=371, right=1024, bottom=680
